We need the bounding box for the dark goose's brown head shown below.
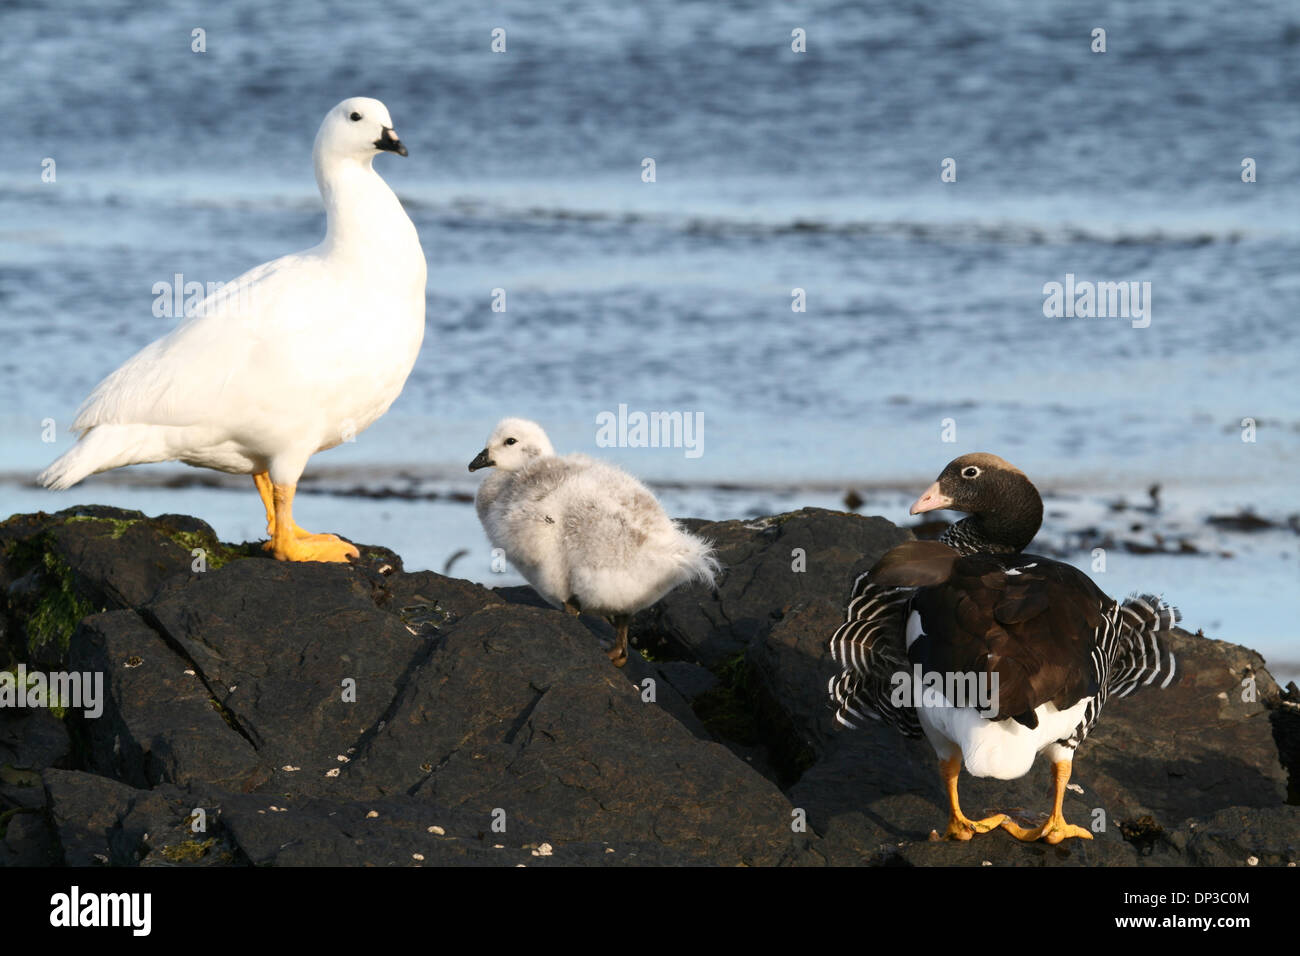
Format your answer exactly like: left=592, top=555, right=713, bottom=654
left=910, top=453, right=1043, bottom=555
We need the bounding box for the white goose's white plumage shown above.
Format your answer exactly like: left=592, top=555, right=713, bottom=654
left=38, top=97, right=426, bottom=562
left=469, top=418, right=719, bottom=666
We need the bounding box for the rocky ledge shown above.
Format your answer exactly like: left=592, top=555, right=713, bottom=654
left=0, top=505, right=1295, bottom=866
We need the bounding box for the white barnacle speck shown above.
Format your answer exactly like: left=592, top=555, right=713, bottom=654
left=336, top=754, right=350, bottom=762
left=184, top=669, right=195, bottom=676
left=493, top=844, right=503, bottom=849
left=282, top=765, right=300, bottom=772
left=427, top=825, right=445, bottom=835
left=325, top=768, right=340, bottom=777
left=982, top=861, right=992, bottom=866
left=412, top=853, right=424, bottom=861
left=537, top=842, right=553, bottom=857
left=1247, top=855, right=1259, bottom=866
left=366, top=810, right=379, bottom=818
left=1066, top=783, right=1084, bottom=794
left=605, top=848, right=614, bottom=854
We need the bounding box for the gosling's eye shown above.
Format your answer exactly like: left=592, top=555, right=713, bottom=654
left=349, top=111, right=362, bottom=122
left=504, top=438, right=517, bottom=446
left=961, top=466, right=980, bottom=479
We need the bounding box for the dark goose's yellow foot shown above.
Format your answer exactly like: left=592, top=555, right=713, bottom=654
left=934, top=755, right=1006, bottom=841
left=937, top=810, right=1008, bottom=842
left=1000, top=759, right=1093, bottom=843
left=1001, top=815, right=1094, bottom=844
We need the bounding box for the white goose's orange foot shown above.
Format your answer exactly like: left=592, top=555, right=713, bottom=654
left=260, top=528, right=348, bottom=552
left=260, top=476, right=360, bottom=563
left=270, top=534, right=360, bottom=563
left=1001, top=815, right=1093, bottom=844
left=939, top=811, right=1007, bottom=842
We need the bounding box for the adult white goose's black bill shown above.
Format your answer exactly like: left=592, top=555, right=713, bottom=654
left=375, top=127, right=407, bottom=156
left=910, top=481, right=952, bottom=515
left=468, top=449, right=493, bottom=472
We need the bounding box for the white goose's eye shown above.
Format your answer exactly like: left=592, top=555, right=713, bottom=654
left=961, top=465, right=981, bottom=479
left=504, top=437, right=517, bottom=446
left=349, top=111, right=362, bottom=122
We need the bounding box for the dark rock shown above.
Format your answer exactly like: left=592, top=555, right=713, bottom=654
left=42, top=769, right=240, bottom=866
left=1206, top=512, right=1276, bottom=532
left=1, top=707, right=70, bottom=775
left=68, top=611, right=263, bottom=791
left=655, top=660, right=719, bottom=702
left=0, top=506, right=227, bottom=667
left=140, top=560, right=447, bottom=791
left=0, top=809, right=60, bottom=866
left=344, top=604, right=808, bottom=864
left=1, top=506, right=1294, bottom=867
left=1141, top=804, right=1300, bottom=866
left=638, top=508, right=910, bottom=668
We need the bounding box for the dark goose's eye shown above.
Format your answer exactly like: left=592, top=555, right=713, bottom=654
left=961, top=466, right=980, bottom=479
left=505, top=438, right=517, bottom=446
left=349, top=111, right=362, bottom=122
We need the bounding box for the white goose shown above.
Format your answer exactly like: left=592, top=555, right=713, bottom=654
left=469, top=418, right=720, bottom=666
left=38, top=97, right=427, bottom=562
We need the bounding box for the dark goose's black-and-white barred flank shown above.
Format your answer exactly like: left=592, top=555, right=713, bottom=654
left=828, top=581, right=921, bottom=736
left=827, top=453, right=1180, bottom=844
left=829, top=584, right=1179, bottom=744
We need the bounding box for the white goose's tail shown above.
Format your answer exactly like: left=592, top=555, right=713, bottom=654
left=37, top=424, right=177, bottom=490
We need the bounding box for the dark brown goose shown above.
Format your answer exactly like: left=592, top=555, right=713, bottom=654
left=828, top=453, right=1179, bottom=843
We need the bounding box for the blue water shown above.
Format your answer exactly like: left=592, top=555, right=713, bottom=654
left=1, top=1, right=1297, bottom=678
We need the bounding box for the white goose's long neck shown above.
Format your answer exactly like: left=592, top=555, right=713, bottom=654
left=315, top=155, right=419, bottom=261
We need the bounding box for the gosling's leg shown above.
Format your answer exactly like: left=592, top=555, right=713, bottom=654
left=937, top=755, right=1006, bottom=841
left=1000, top=760, right=1094, bottom=844
left=607, top=614, right=630, bottom=668
left=563, top=597, right=582, bottom=616
left=268, top=481, right=359, bottom=563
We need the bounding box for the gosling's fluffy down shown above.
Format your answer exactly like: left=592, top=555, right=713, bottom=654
left=469, top=418, right=719, bottom=664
